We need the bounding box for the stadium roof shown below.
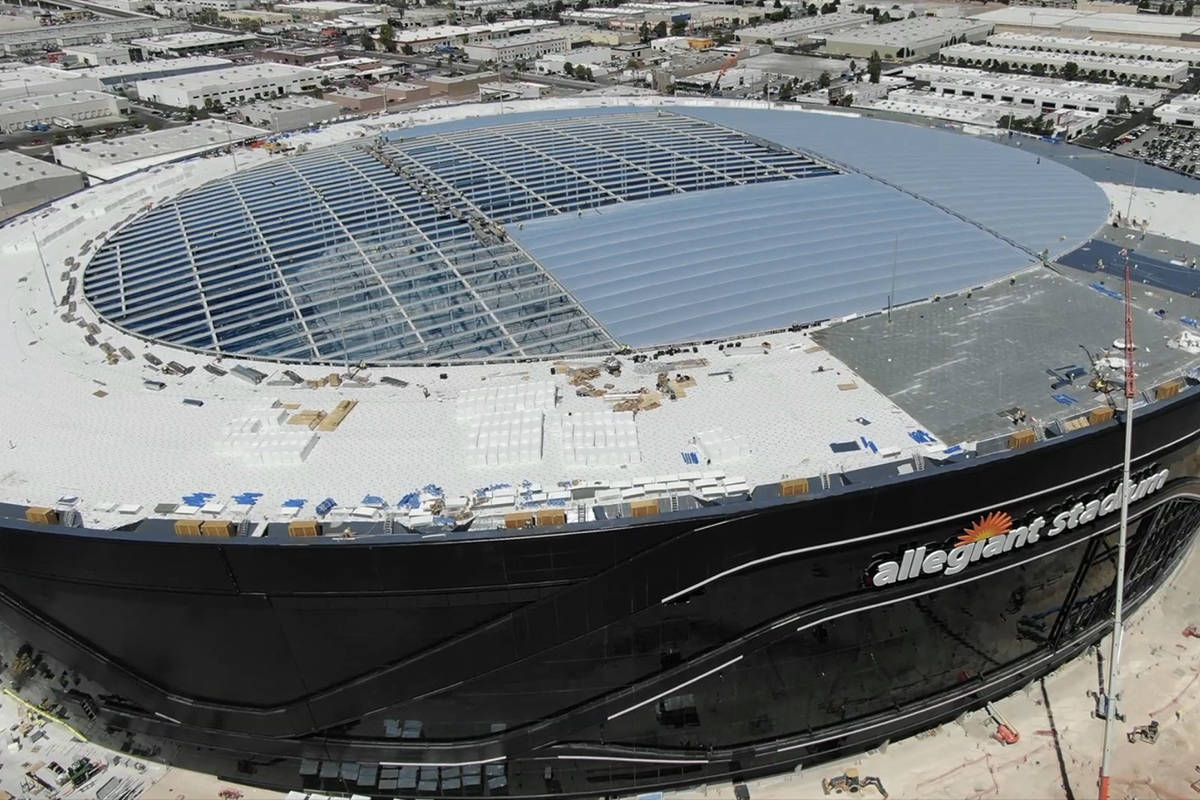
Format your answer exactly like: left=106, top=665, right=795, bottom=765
left=81, top=106, right=1108, bottom=366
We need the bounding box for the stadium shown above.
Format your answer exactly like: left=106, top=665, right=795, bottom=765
left=1, top=99, right=1199, bottom=799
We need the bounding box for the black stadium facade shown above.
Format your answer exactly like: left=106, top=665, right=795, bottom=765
left=0, top=102, right=1197, bottom=799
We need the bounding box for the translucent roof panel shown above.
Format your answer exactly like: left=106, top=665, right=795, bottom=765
left=511, top=174, right=1038, bottom=347
left=83, top=111, right=838, bottom=365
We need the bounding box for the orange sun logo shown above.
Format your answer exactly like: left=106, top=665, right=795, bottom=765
left=956, top=511, right=1013, bottom=547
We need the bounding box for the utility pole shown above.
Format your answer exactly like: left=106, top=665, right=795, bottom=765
left=1097, top=245, right=1136, bottom=800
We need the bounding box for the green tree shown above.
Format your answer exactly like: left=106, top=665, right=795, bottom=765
left=1116, top=94, right=1132, bottom=114
left=573, top=63, right=588, bottom=79
left=379, top=23, right=396, bottom=52
left=1061, top=60, right=1080, bottom=80
left=777, top=79, right=794, bottom=101
left=563, top=60, right=573, bottom=76
left=818, top=70, right=831, bottom=88
left=867, top=49, right=882, bottom=82
left=360, top=32, right=375, bottom=50
left=669, top=17, right=687, bottom=35
left=638, top=20, right=651, bottom=41
left=402, top=43, right=414, bottom=55
left=653, top=20, right=667, bottom=37
left=585, top=66, right=594, bottom=80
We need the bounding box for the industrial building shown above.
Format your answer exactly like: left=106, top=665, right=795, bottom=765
left=536, top=46, right=614, bottom=77
left=0, top=67, right=102, bottom=101
left=131, top=31, right=260, bottom=57
left=903, top=64, right=1165, bottom=113
left=869, top=88, right=1103, bottom=138
left=823, top=17, right=993, bottom=59
left=0, top=90, right=126, bottom=133
left=254, top=46, right=335, bottom=65
left=0, top=19, right=188, bottom=56
left=423, top=71, right=500, bottom=97
left=734, top=11, right=865, bottom=45
left=0, top=150, right=83, bottom=220
left=61, top=44, right=132, bottom=66
left=373, top=81, right=432, bottom=105
left=81, top=57, right=233, bottom=88
left=986, top=32, right=1200, bottom=69
left=463, top=32, right=568, bottom=64
left=323, top=87, right=385, bottom=112
left=938, top=43, right=1189, bottom=86
left=973, top=7, right=1200, bottom=45
left=51, top=119, right=266, bottom=180
left=233, top=95, right=340, bottom=131
left=134, top=63, right=323, bottom=109
left=1155, top=94, right=1200, bottom=127
left=275, top=1, right=382, bottom=20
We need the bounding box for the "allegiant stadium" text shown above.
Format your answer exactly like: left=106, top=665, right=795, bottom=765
left=870, top=468, right=1171, bottom=587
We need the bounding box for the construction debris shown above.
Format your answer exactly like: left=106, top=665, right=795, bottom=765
left=1127, top=720, right=1159, bottom=745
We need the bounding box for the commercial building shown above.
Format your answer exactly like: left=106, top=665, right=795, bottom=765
left=536, top=45, right=613, bottom=76
left=255, top=46, right=335, bottom=65
left=135, top=63, right=323, bottom=109
left=275, top=1, right=382, bottom=19
left=322, top=87, right=385, bottom=112
left=0, top=150, right=83, bottom=220
left=478, top=80, right=550, bottom=100
left=51, top=119, right=266, bottom=179
left=463, top=32, right=568, bottom=64
left=424, top=70, right=499, bottom=97
left=554, top=25, right=639, bottom=47
left=0, top=66, right=102, bottom=101
left=869, top=87, right=1103, bottom=137
left=0, top=90, right=126, bottom=133
left=972, top=7, right=1200, bottom=45
left=80, top=57, right=233, bottom=89
left=1155, top=93, right=1200, bottom=127
left=823, top=17, right=993, bottom=59
left=986, top=32, right=1200, bottom=69
left=903, top=63, right=1165, bottom=113
left=234, top=95, right=340, bottom=130
left=61, top=44, right=131, bottom=66
left=373, top=80, right=432, bottom=105
left=0, top=19, right=188, bottom=56
left=131, top=31, right=260, bottom=57
left=938, top=43, right=1189, bottom=86
left=735, top=12, right=866, bottom=45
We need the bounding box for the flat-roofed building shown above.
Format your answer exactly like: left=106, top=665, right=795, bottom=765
left=903, top=63, right=1165, bottom=113
left=463, top=32, right=568, bottom=64
left=374, top=80, right=432, bottom=105
left=322, top=87, right=385, bottom=112
left=234, top=95, right=340, bottom=131
left=135, top=63, right=323, bottom=109
left=939, top=43, right=1188, bottom=86
left=424, top=70, right=500, bottom=96
left=0, top=150, right=84, bottom=220
left=824, top=17, right=993, bottom=58
left=0, top=66, right=102, bottom=101
left=972, top=7, right=1200, bottom=44
left=131, top=31, right=259, bottom=57
left=80, top=57, right=233, bottom=88
left=735, top=12, right=866, bottom=44
left=275, top=1, right=382, bottom=20
left=869, top=88, right=1102, bottom=138
left=0, top=18, right=188, bottom=56
left=62, top=44, right=131, bottom=66
left=986, top=32, right=1200, bottom=68
left=0, top=90, right=126, bottom=133
left=51, top=119, right=266, bottom=180
left=254, top=46, right=335, bottom=65
left=1155, top=93, right=1200, bottom=127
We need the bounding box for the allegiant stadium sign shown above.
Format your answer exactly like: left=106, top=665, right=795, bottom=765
left=870, top=467, right=1171, bottom=587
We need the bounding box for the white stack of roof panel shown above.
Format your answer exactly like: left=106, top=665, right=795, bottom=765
left=456, top=381, right=556, bottom=422
left=561, top=411, right=641, bottom=466
left=695, top=427, right=749, bottom=463
left=465, top=410, right=544, bottom=467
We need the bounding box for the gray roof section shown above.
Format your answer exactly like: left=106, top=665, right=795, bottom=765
left=511, top=173, right=1036, bottom=347
left=676, top=106, right=1111, bottom=258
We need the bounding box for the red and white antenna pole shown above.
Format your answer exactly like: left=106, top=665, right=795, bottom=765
left=1098, top=250, right=1136, bottom=800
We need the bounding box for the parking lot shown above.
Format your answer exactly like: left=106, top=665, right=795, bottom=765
left=1113, top=122, right=1200, bottom=177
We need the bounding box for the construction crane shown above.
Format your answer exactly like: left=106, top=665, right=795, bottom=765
left=709, top=49, right=745, bottom=97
